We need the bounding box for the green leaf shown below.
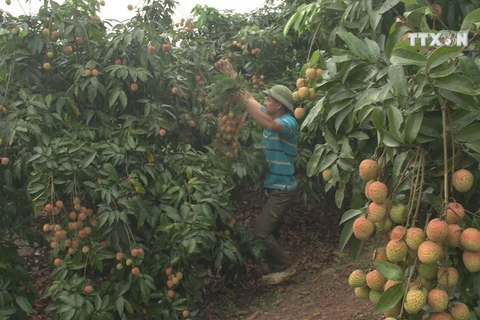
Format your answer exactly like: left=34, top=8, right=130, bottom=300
left=300, top=97, right=324, bottom=131
left=456, top=123, right=480, bottom=143
left=388, top=65, right=408, bottom=97
left=372, top=107, right=385, bottom=130
left=374, top=283, right=404, bottom=314
left=340, top=209, right=364, bottom=225
left=461, top=8, right=480, bottom=30
left=387, top=105, right=404, bottom=142
left=317, top=153, right=338, bottom=173
left=306, top=145, right=326, bottom=177
left=390, top=48, right=426, bottom=66
left=15, top=296, right=35, bottom=314
left=339, top=219, right=354, bottom=251
left=432, top=74, right=480, bottom=96
left=109, top=89, right=121, bottom=107
left=81, top=152, right=97, bottom=169
left=404, top=111, right=423, bottom=144
left=337, top=31, right=372, bottom=61
left=423, top=192, right=443, bottom=207
left=385, top=26, right=410, bottom=59
left=426, top=46, right=463, bottom=70
left=374, top=260, right=404, bottom=281
left=438, top=89, right=479, bottom=111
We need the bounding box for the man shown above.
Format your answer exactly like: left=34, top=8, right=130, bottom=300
left=216, top=59, right=298, bottom=285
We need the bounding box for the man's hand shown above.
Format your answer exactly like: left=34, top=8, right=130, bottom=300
left=215, top=59, right=237, bottom=78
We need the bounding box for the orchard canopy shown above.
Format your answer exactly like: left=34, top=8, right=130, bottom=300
left=0, top=0, right=480, bottom=319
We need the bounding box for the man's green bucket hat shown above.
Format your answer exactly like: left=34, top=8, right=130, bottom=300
left=262, top=85, right=295, bottom=113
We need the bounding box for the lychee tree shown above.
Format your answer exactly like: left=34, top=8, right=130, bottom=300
left=286, top=0, right=480, bottom=319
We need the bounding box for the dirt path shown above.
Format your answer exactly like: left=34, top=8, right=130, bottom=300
left=200, top=187, right=384, bottom=320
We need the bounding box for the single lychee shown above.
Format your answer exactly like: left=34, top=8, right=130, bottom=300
left=450, top=302, right=471, bottom=320
left=417, top=240, right=442, bottom=264
left=364, top=180, right=374, bottom=200
left=366, top=270, right=386, bottom=291
left=437, top=266, right=458, bottom=289
left=367, top=202, right=386, bottom=223
left=372, top=247, right=388, bottom=262
left=369, top=290, right=382, bottom=304
left=84, top=285, right=93, bottom=293
left=54, top=258, right=62, bottom=266
left=367, top=181, right=388, bottom=204
left=459, top=228, right=480, bottom=252
left=446, top=202, right=465, bottom=224
left=353, top=216, right=375, bottom=240
left=452, top=169, right=473, bottom=193
left=359, top=159, right=379, bottom=181
left=294, top=107, right=305, bottom=120
left=428, top=288, right=449, bottom=312
left=390, top=225, right=406, bottom=240
left=348, top=270, right=367, bottom=287
left=389, top=204, right=406, bottom=224
left=406, top=227, right=426, bottom=250
left=426, top=218, right=448, bottom=242
left=354, top=286, right=370, bottom=299
left=462, top=250, right=480, bottom=273
left=322, top=168, right=332, bottom=181
left=430, top=312, right=453, bottom=320
left=374, top=217, right=393, bottom=232
left=131, top=267, right=140, bottom=275
left=305, top=68, right=317, bottom=80
left=386, top=239, right=408, bottom=263
left=404, top=287, right=427, bottom=314
left=446, top=224, right=462, bottom=248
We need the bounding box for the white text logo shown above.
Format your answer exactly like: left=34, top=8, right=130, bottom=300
left=407, top=32, right=468, bottom=47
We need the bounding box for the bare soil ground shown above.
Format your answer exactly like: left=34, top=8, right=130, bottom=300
left=199, top=187, right=384, bottom=320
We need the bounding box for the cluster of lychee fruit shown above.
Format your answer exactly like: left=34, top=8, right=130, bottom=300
left=292, top=67, right=322, bottom=103
left=215, top=110, right=245, bottom=159
left=231, top=39, right=261, bottom=55
left=251, top=74, right=265, bottom=90
left=43, top=197, right=98, bottom=265
left=115, top=248, right=144, bottom=276
left=349, top=158, right=475, bottom=319
left=291, top=67, right=323, bottom=121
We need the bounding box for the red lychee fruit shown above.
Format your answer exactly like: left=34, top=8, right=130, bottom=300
left=446, top=202, right=465, bottom=224
left=462, top=250, right=480, bottom=273
left=386, top=239, right=408, bottom=263
left=405, top=227, right=426, bottom=250
left=446, top=224, right=462, bottom=248
left=437, top=266, right=459, bottom=289
left=353, top=216, right=375, bottom=240
left=452, top=169, right=473, bottom=193
left=390, top=225, right=407, bottom=240
left=366, top=269, right=386, bottom=291
left=367, top=181, right=388, bottom=204
left=84, top=285, right=93, bottom=293
left=367, top=202, right=386, bottom=223
left=430, top=312, right=454, bottom=320
left=460, top=227, right=480, bottom=252
left=359, top=159, right=379, bottom=181
left=428, top=288, right=449, bottom=312
left=426, top=218, right=448, bottom=242
left=417, top=240, right=442, bottom=264
left=450, top=302, right=471, bottom=320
